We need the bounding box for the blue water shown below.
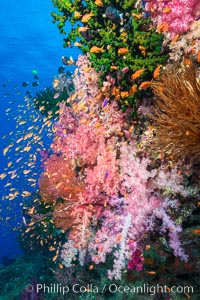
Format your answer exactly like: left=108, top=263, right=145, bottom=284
left=0, top=0, right=80, bottom=262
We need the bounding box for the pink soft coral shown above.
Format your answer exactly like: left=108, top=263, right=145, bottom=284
left=38, top=54, right=190, bottom=280
left=145, top=0, right=199, bottom=38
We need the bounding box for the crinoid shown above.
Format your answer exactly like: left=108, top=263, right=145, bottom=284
left=149, top=61, right=200, bottom=166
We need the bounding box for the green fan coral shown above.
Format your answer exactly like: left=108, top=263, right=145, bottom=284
left=51, top=0, right=168, bottom=114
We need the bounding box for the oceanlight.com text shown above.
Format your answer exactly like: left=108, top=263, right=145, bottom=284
left=25, top=282, right=194, bottom=296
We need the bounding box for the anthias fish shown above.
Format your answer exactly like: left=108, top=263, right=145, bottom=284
left=90, top=46, right=104, bottom=53
left=118, top=48, right=129, bottom=55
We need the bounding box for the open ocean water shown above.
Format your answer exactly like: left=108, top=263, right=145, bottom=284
left=0, top=0, right=79, bottom=258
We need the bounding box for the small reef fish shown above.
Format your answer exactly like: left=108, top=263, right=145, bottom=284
left=110, top=65, right=119, bottom=70
left=22, top=216, right=27, bottom=226
left=19, top=120, right=27, bottom=125
left=81, top=12, right=94, bottom=23
left=90, top=46, right=104, bottom=53
left=129, top=84, right=137, bottom=96
left=163, top=7, right=171, bottom=13
left=197, top=50, right=200, bottom=63
left=131, top=68, right=145, bottom=80
left=22, top=191, right=32, bottom=197
left=3, top=146, right=11, bottom=156
left=139, top=45, right=146, bottom=56
left=118, top=48, right=129, bottom=55
left=184, top=58, right=191, bottom=65
left=95, top=0, right=103, bottom=7
left=0, top=173, right=7, bottom=180
left=22, top=82, right=29, bottom=87
left=121, top=91, right=129, bottom=98
left=192, top=228, right=200, bottom=235
left=74, top=42, right=82, bottom=47
left=153, top=65, right=161, bottom=78
left=32, top=81, right=40, bottom=87
left=62, top=56, right=75, bottom=65
left=171, top=34, right=179, bottom=43
left=52, top=79, right=60, bottom=88
left=105, top=6, right=124, bottom=25
left=157, top=23, right=168, bottom=33
left=74, top=11, right=82, bottom=18
left=58, top=66, right=65, bottom=74
left=3, top=93, right=11, bottom=97
left=146, top=271, right=156, bottom=275
left=139, top=81, right=151, bottom=90
left=132, top=13, right=142, bottom=19
left=78, top=26, right=90, bottom=32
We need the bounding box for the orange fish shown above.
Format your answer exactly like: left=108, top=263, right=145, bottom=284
left=146, top=271, right=156, bottom=275
left=0, top=173, right=7, bottom=180
left=197, top=50, right=200, bottom=63
left=184, top=58, right=191, bottom=65
left=74, top=11, right=82, bottom=18
left=139, top=45, right=146, bottom=56
left=116, top=234, right=122, bottom=243
left=110, top=65, right=119, bottom=70
left=81, top=12, right=94, bottom=23
left=185, top=130, right=190, bottom=136
left=78, top=26, right=89, bottom=32
left=131, top=68, right=145, bottom=80
left=95, top=0, right=103, bottom=6
left=132, top=13, right=142, bottom=19
left=121, top=91, right=129, bottom=98
left=89, top=265, right=94, bottom=270
left=53, top=79, right=59, bottom=88
left=153, top=65, right=161, bottom=78
left=163, top=7, right=171, bottom=13
left=184, top=293, right=191, bottom=299
left=90, top=46, right=104, bottom=53
left=192, top=228, right=200, bottom=235
left=139, top=81, right=151, bottom=90
left=118, top=48, right=129, bottom=55
left=52, top=255, right=58, bottom=261
left=157, top=23, right=168, bottom=33
left=74, top=42, right=82, bottom=47
left=129, top=85, right=137, bottom=96
left=172, top=34, right=179, bottom=43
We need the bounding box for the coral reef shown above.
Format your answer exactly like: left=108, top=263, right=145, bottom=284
left=144, top=0, right=200, bottom=38
left=51, top=0, right=168, bottom=113
left=4, top=1, right=200, bottom=299
left=35, top=56, right=193, bottom=282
